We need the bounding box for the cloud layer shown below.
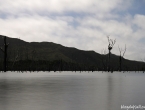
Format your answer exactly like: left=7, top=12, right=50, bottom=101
left=0, top=0, right=145, bottom=61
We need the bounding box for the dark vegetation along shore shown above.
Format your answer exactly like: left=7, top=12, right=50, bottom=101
left=0, top=35, right=145, bottom=72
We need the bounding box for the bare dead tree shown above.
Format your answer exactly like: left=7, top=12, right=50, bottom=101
left=101, top=48, right=107, bottom=71
left=141, top=58, right=145, bottom=72
left=107, top=36, right=116, bottom=72
left=31, top=49, right=36, bottom=61
left=12, top=49, right=20, bottom=69
left=0, top=36, right=9, bottom=72
left=29, top=49, right=36, bottom=70
left=118, top=44, right=126, bottom=71
left=25, top=46, right=29, bottom=60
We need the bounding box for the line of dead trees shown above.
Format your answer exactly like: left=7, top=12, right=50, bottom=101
left=0, top=36, right=37, bottom=72
left=101, top=36, right=127, bottom=72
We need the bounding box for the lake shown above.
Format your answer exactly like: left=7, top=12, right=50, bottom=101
left=0, top=71, right=145, bottom=110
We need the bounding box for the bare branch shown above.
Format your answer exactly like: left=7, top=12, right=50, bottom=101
left=107, top=36, right=116, bottom=50
left=107, top=35, right=110, bottom=44
left=122, top=44, right=126, bottom=57
left=111, top=39, right=116, bottom=47
left=118, top=45, right=121, bottom=55
left=0, top=47, right=4, bottom=52
left=110, top=40, right=113, bottom=46
left=118, top=44, right=126, bottom=57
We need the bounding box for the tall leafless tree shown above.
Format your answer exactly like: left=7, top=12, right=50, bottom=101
left=118, top=44, right=126, bottom=71
left=141, top=58, right=145, bottom=72
left=101, top=48, right=107, bottom=71
left=0, top=36, right=9, bottom=72
left=107, top=36, right=116, bottom=72
left=12, top=49, right=19, bottom=69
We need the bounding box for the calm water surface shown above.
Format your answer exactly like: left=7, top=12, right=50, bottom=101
left=0, top=71, right=145, bottom=110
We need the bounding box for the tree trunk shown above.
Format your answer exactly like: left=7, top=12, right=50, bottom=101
left=119, top=56, right=122, bottom=71
left=4, top=37, right=7, bottom=72
left=108, top=50, right=111, bottom=72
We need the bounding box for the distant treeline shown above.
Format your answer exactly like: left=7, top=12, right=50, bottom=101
left=0, top=60, right=97, bottom=72
left=0, top=59, right=145, bottom=72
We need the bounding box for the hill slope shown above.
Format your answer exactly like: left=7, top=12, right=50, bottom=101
left=0, top=35, right=144, bottom=71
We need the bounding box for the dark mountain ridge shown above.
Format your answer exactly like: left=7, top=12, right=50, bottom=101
left=0, top=35, right=144, bottom=71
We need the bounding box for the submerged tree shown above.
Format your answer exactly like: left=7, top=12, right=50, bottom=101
left=107, top=36, right=116, bottom=72
left=101, top=48, right=107, bottom=71
left=0, top=36, right=9, bottom=72
left=12, top=49, right=19, bottom=69
left=118, top=45, right=126, bottom=71
left=141, top=58, right=145, bottom=72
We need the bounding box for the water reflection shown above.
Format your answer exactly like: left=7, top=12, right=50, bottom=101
left=0, top=72, right=145, bottom=110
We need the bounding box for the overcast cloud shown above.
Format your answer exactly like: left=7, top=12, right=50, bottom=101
left=0, top=0, right=145, bottom=61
